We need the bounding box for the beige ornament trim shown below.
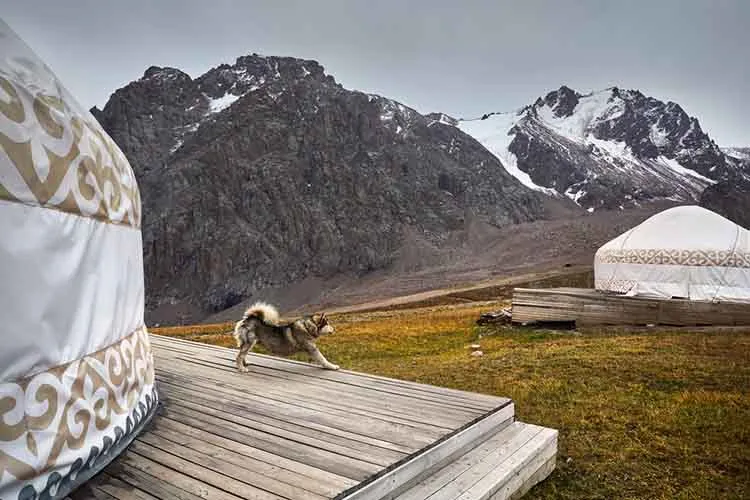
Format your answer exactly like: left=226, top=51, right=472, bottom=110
left=0, top=75, right=141, bottom=228
left=595, top=278, right=637, bottom=294
left=0, top=328, right=156, bottom=497
left=597, top=248, right=750, bottom=268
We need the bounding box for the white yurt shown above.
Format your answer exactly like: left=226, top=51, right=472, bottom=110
left=595, top=205, right=750, bottom=302
left=0, top=19, right=157, bottom=499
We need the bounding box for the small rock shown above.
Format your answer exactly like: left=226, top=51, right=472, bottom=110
left=470, top=344, right=481, bottom=350
left=470, top=350, right=484, bottom=357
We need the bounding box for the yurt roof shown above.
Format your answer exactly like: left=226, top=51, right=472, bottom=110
left=597, top=205, right=748, bottom=256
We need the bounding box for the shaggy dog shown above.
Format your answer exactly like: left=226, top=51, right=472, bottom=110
left=232, top=302, right=339, bottom=372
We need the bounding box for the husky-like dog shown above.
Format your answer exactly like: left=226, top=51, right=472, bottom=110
left=232, top=302, right=339, bottom=372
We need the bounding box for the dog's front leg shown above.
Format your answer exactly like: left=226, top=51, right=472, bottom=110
left=307, top=347, right=339, bottom=370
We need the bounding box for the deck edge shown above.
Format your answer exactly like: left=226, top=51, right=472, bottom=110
left=336, top=401, right=515, bottom=500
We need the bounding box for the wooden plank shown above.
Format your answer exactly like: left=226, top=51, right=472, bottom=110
left=155, top=352, right=479, bottom=427
left=167, top=347, right=485, bottom=420
left=136, top=430, right=327, bottom=500
left=338, top=403, right=515, bottom=500
left=70, top=482, right=120, bottom=500
left=154, top=417, right=356, bottom=494
left=161, top=397, right=401, bottom=467
left=154, top=362, right=451, bottom=436
left=127, top=440, right=284, bottom=500
left=394, top=423, right=526, bottom=500
left=156, top=372, right=442, bottom=446
left=161, top=405, right=380, bottom=480
left=149, top=335, right=504, bottom=409
left=459, top=429, right=557, bottom=500
left=101, top=461, right=209, bottom=500
left=156, top=375, right=430, bottom=450
left=153, top=349, right=458, bottom=422
left=156, top=379, right=413, bottom=454
left=116, top=450, right=245, bottom=500
left=93, top=474, right=159, bottom=500
left=511, top=287, right=750, bottom=326
left=402, top=423, right=542, bottom=500
left=150, top=340, right=499, bottom=413
left=506, top=456, right=556, bottom=500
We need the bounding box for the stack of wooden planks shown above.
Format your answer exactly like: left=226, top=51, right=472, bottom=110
left=511, top=287, right=750, bottom=327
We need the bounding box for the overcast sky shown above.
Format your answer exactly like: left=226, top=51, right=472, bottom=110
left=2, top=0, right=748, bottom=145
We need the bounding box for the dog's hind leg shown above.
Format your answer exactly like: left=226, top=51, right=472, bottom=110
left=236, top=339, right=256, bottom=373
left=307, top=346, right=339, bottom=370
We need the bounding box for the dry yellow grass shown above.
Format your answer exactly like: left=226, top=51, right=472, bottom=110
left=151, top=303, right=750, bottom=499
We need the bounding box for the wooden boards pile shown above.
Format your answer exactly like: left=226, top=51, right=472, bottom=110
left=511, top=287, right=750, bottom=327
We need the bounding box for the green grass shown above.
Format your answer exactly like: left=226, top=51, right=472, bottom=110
left=151, top=304, right=750, bottom=499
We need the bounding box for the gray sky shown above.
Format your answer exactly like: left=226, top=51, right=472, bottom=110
left=3, top=0, right=748, bottom=145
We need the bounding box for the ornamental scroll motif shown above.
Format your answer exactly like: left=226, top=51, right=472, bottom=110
left=0, top=75, right=141, bottom=228
left=597, top=249, right=750, bottom=268
left=0, top=328, right=155, bottom=495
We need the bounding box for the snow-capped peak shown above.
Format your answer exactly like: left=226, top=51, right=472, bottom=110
left=535, top=88, right=624, bottom=143
left=453, top=86, right=735, bottom=209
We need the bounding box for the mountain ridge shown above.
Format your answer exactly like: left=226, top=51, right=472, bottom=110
left=92, top=53, right=576, bottom=323
left=92, top=55, right=746, bottom=324
left=452, top=85, right=745, bottom=210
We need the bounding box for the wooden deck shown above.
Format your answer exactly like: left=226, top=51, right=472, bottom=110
left=512, top=287, right=750, bottom=327
left=69, top=335, right=555, bottom=500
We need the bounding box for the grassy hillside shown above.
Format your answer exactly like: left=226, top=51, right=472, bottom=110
left=151, top=303, right=750, bottom=499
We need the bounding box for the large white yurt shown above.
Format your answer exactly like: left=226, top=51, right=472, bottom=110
left=595, top=205, right=750, bottom=302
left=0, top=19, right=157, bottom=499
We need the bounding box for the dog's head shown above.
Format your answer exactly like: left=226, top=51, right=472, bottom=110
left=314, top=312, right=335, bottom=336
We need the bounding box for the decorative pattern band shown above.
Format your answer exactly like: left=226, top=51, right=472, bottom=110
left=595, top=278, right=637, bottom=294
left=597, top=249, right=750, bottom=268
left=0, top=328, right=157, bottom=499
left=0, top=74, right=141, bottom=228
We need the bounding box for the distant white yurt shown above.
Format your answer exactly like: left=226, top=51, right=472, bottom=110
left=0, top=19, right=157, bottom=499
left=595, top=205, right=750, bottom=302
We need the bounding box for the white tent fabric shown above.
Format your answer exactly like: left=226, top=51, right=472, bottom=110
left=0, top=19, right=157, bottom=499
left=595, top=205, right=750, bottom=302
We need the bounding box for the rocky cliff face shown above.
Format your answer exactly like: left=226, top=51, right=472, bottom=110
left=700, top=178, right=750, bottom=229
left=457, top=86, right=744, bottom=211
left=699, top=148, right=750, bottom=228
left=93, top=55, right=573, bottom=322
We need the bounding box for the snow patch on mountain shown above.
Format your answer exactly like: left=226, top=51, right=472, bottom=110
left=588, top=136, right=639, bottom=166
left=723, top=147, right=750, bottom=161
left=649, top=123, right=669, bottom=147
left=537, top=89, right=623, bottom=142
left=656, top=156, right=716, bottom=184
left=207, top=92, right=241, bottom=113
left=459, top=111, right=558, bottom=196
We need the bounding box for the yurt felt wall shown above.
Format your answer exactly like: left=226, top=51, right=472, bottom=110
left=595, top=205, right=750, bottom=302
left=0, top=19, right=158, bottom=499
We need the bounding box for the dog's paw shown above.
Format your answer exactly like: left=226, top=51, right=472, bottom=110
left=325, top=364, right=340, bottom=371
left=238, top=366, right=249, bottom=373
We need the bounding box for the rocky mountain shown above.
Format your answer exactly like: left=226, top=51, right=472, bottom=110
left=92, top=55, right=575, bottom=323
left=700, top=179, right=750, bottom=229
left=722, top=147, right=750, bottom=163
left=699, top=148, right=750, bottom=228
left=455, top=86, right=745, bottom=211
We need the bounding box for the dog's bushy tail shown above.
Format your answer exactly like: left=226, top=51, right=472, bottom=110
left=243, top=301, right=281, bottom=325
